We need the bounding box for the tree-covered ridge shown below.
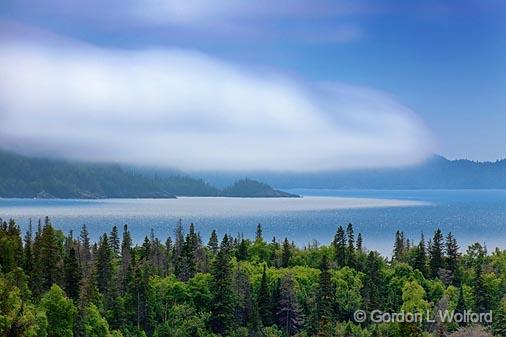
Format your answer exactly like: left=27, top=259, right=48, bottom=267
left=1, top=218, right=505, bottom=337
left=221, top=179, right=298, bottom=198
left=0, top=151, right=297, bottom=198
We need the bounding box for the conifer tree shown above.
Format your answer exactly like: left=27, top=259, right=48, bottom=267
left=473, top=263, right=489, bottom=313
left=79, top=224, right=92, bottom=277
left=413, top=233, right=428, bottom=277
left=257, top=265, right=272, bottom=326
left=317, top=255, right=334, bottom=331
left=281, top=237, right=291, bottom=268
left=429, top=229, right=445, bottom=279
left=23, top=220, right=34, bottom=285
left=95, top=234, right=113, bottom=296
left=120, top=224, right=132, bottom=292
left=333, top=226, right=346, bottom=267
left=38, top=220, right=64, bottom=293
left=363, top=251, right=383, bottom=311
left=210, top=248, right=235, bottom=334
left=277, top=274, right=303, bottom=336
left=455, top=285, right=467, bottom=327
left=445, top=232, right=461, bottom=285
left=236, top=239, right=249, bottom=261
left=356, top=233, right=363, bottom=252
left=109, top=225, right=120, bottom=256
left=393, top=230, right=405, bottom=262
left=255, top=224, right=263, bottom=242
left=346, top=223, right=355, bottom=266
left=208, top=229, right=219, bottom=255
left=63, top=233, right=81, bottom=301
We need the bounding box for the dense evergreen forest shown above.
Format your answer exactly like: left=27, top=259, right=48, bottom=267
left=0, top=151, right=296, bottom=198
left=1, top=218, right=505, bottom=337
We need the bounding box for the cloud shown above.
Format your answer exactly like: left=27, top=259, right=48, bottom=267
left=0, top=38, right=434, bottom=172
left=2, top=0, right=368, bottom=43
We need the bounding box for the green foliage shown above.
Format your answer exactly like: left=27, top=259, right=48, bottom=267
left=1, top=220, right=505, bottom=337
left=39, top=284, right=77, bottom=337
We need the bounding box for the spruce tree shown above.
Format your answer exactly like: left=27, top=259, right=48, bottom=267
left=23, top=220, right=34, bottom=286
left=413, top=233, right=428, bottom=277
left=63, top=234, right=81, bottom=301
left=277, top=274, right=303, bottom=336
left=473, top=263, right=489, bottom=313
left=255, top=224, right=263, bottom=242
left=429, top=229, right=444, bottom=279
left=281, top=237, right=291, bottom=268
left=95, top=234, right=113, bottom=296
left=363, top=251, right=383, bottom=311
left=109, top=226, right=120, bottom=256
left=208, top=229, right=219, bottom=255
left=316, top=255, right=334, bottom=331
left=257, top=265, right=272, bottom=326
left=356, top=233, right=363, bottom=252
left=445, top=232, right=461, bottom=285
left=393, top=230, right=405, bottom=262
left=236, top=239, right=249, bottom=261
left=210, top=249, right=235, bottom=334
left=79, top=224, right=92, bottom=277
left=346, top=223, right=355, bottom=267
left=333, top=226, right=346, bottom=267
left=120, top=224, right=132, bottom=292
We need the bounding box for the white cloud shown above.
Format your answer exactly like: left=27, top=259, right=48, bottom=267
left=0, top=38, right=434, bottom=171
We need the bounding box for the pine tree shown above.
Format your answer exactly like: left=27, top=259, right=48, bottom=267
left=445, top=232, right=461, bottom=285
left=316, top=255, right=334, bottom=331
left=429, top=229, right=444, bottom=279
left=210, top=249, right=235, bottom=334
left=257, top=265, right=272, bottom=326
left=208, top=229, right=219, bottom=255
left=277, top=274, right=303, bottom=336
left=281, top=237, right=291, bottom=268
left=333, top=226, right=346, bottom=267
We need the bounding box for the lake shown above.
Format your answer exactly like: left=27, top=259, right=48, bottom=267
left=1, top=189, right=505, bottom=255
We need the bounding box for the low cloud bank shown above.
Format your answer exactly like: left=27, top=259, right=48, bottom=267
left=0, top=39, right=433, bottom=171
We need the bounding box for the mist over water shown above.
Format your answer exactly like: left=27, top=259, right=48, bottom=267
left=1, top=190, right=505, bottom=256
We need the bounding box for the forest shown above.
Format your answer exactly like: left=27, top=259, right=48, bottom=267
left=1, top=217, right=505, bottom=337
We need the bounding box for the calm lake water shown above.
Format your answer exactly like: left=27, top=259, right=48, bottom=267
left=1, top=189, right=505, bottom=255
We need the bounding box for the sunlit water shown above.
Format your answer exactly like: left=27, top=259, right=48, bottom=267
left=1, top=190, right=505, bottom=255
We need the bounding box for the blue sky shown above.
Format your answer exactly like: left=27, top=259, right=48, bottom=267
left=0, top=0, right=505, bottom=169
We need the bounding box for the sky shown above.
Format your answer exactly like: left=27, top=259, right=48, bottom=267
left=0, top=0, right=505, bottom=171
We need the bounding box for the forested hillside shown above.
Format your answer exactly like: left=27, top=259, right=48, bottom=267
left=0, top=151, right=296, bottom=198
left=200, top=155, right=506, bottom=190
left=1, top=218, right=505, bottom=337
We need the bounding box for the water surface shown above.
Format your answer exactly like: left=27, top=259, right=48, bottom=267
left=1, top=190, right=505, bottom=255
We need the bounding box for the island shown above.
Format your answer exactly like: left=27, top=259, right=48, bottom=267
left=0, top=150, right=299, bottom=199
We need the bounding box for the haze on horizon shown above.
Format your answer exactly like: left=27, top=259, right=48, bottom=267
left=0, top=0, right=504, bottom=171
